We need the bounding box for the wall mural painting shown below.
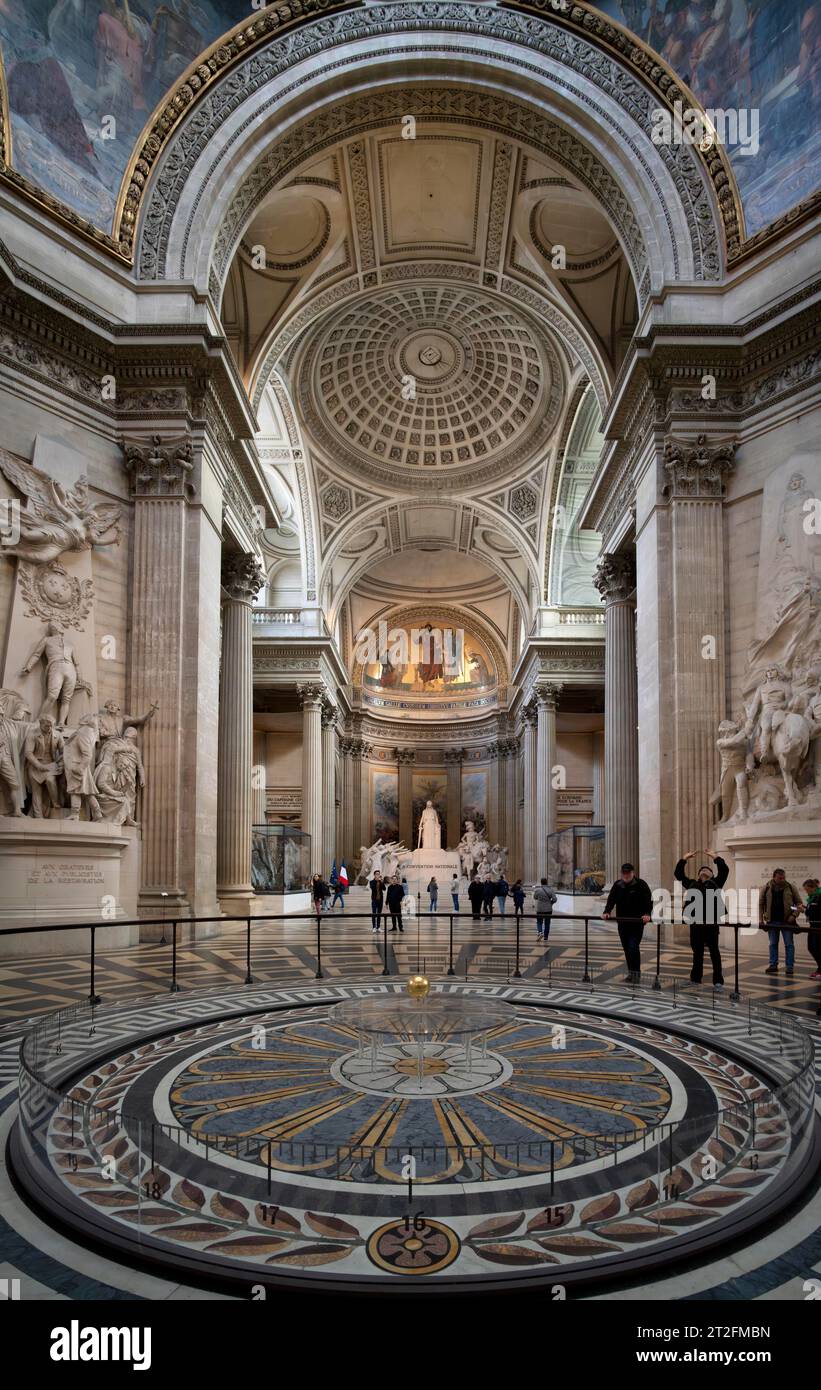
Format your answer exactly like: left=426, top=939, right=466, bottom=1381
left=361, top=622, right=495, bottom=698
left=370, top=767, right=398, bottom=843
left=596, top=2, right=821, bottom=236
left=1, top=4, right=817, bottom=247
left=0, top=0, right=252, bottom=231
left=461, top=767, right=487, bottom=838
left=411, top=772, right=447, bottom=850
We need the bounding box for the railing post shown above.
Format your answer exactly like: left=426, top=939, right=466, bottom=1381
left=514, top=911, right=521, bottom=978
left=447, top=914, right=455, bottom=976
left=88, top=925, right=101, bottom=1005
left=654, top=917, right=662, bottom=990
left=169, top=921, right=180, bottom=993
left=315, top=910, right=323, bottom=979
left=582, top=916, right=591, bottom=983
left=731, top=923, right=741, bottom=1001
left=382, top=907, right=389, bottom=976
left=245, top=917, right=253, bottom=985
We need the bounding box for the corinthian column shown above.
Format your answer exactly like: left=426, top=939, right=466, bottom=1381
left=536, top=683, right=562, bottom=871
left=321, top=702, right=338, bottom=874
left=217, top=552, right=265, bottom=903
left=395, top=747, right=415, bottom=849
left=521, top=700, right=538, bottom=883
left=252, top=730, right=267, bottom=826
left=298, top=684, right=324, bottom=873
left=664, top=434, right=735, bottom=851
left=594, top=551, right=638, bottom=882
left=592, top=729, right=604, bottom=824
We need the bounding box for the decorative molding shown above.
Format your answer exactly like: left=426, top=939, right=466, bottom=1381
left=18, top=561, right=94, bottom=631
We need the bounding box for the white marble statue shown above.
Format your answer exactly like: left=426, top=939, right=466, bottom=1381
left=359, top=838, right=407, bottom=881
left=0, top=450, right=122, bottom=565
left=417, top=800, right=441, bottom=850
left=96, top=698, right=158, bottom=754
left=20, top=621, right=92, bottom=727
left=457, top=820, right=492, bottom=875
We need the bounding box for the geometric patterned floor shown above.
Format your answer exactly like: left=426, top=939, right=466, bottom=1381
left=1, top=917, right=820, bottom=1300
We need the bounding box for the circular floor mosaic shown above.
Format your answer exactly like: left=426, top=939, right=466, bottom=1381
left=14, top=982, right=816, bottom=1292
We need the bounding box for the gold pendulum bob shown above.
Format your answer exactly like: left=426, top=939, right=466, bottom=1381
left=406, top=974, right=430, bottom=999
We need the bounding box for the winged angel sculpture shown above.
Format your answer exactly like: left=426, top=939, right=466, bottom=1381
left=0, top=450, right=122, bottom=565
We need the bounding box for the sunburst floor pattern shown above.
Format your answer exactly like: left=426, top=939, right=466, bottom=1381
left=165, top=1017, right=674, bottom=1183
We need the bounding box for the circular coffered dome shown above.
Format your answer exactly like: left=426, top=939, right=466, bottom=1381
left=295, top=284, right=564, bottom=490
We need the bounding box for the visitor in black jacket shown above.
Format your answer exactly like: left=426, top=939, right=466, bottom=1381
left=369, top=872, right=385, bottom=932
left=482, top=878, right=496, bottom=919
left=468, top=876, right=484, bottom=922
left=602, top=862, right=653, bottom=981
left=386, top=875, right=405, bottom=932
left=674, top=848, right=728, bottom=987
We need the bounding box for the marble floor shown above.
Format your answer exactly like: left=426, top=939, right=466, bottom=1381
left=1, top=912, right=819, bottom=1300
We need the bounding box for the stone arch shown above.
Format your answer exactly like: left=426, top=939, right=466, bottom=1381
left=132, top=3, right=730, bottom=292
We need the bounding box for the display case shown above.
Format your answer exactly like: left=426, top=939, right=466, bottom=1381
left=546, top=825, right=606, bottom=894
left=251, top=825, right=312, bottom=893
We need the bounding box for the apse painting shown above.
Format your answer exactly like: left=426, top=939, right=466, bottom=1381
left=461, top=767, right=487, bottom=835
left=0, top=1, right=252, bottom=230
left=361, top=623, right=496, bottom=697
left=370, top=768, right=398, bottom=843
left=596, top=1, right=821, bottom=235
left=411, top=772, right=447, bottom=849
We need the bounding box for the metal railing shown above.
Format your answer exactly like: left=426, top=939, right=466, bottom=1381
left=3, top=911, right=820, bottom=1013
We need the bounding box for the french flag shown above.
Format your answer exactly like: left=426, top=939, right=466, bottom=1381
left=338, top=862, right=349, bottom=887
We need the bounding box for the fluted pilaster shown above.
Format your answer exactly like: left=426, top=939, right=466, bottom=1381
left=444, top=748, right=463, bottom=849
left=298, top=684, right=324, bottom=874
left=594, top=551, right=638, bottom=880
left=521, top=700, right=538, bottom=883
left=126, top=436, right=194, bottom=910
left=395, top=747, right=415, bottom=849
left=217, top=552, right=265, bottom=899
left=321, top=702, right=338, bottom=874
left=252, top=730, right=267, bottom=826
left=536, top=683, right=562, bottom=870
left=592, top=729, right=605, bottom=824
left=505, top=738, right=519, bottom=876
left=665, top=434, right=735, bottom=851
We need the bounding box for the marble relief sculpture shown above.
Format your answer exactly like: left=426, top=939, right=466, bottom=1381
left=0, top=697, right=31, bottom=816
left=456, top=822, right=507, bottom=879
left=0, top=451, right=122, bottom=565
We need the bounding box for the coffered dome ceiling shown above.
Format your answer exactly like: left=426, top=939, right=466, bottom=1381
left=293, top=283, right=564, bottom=492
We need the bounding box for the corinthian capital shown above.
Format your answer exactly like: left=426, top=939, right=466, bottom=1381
left=536, top=682, right=562, bottom=710
left=124, top=434, right=194, bottom=498
left=663, top=433, right=735, bottom=498
left=222, top=551, right=265, bottom=603
left=592, top=551, right=636, bottom=604
left=296, top=682, right=324, bottom=709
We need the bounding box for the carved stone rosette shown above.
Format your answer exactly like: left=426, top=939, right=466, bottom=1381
left=663, top=434, right=736, bottom=499
left=124, top=435, right=195, bottom=498
left=593, top=551, right=636, bottom=605
left=222, top=553, right=265, bottom=605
